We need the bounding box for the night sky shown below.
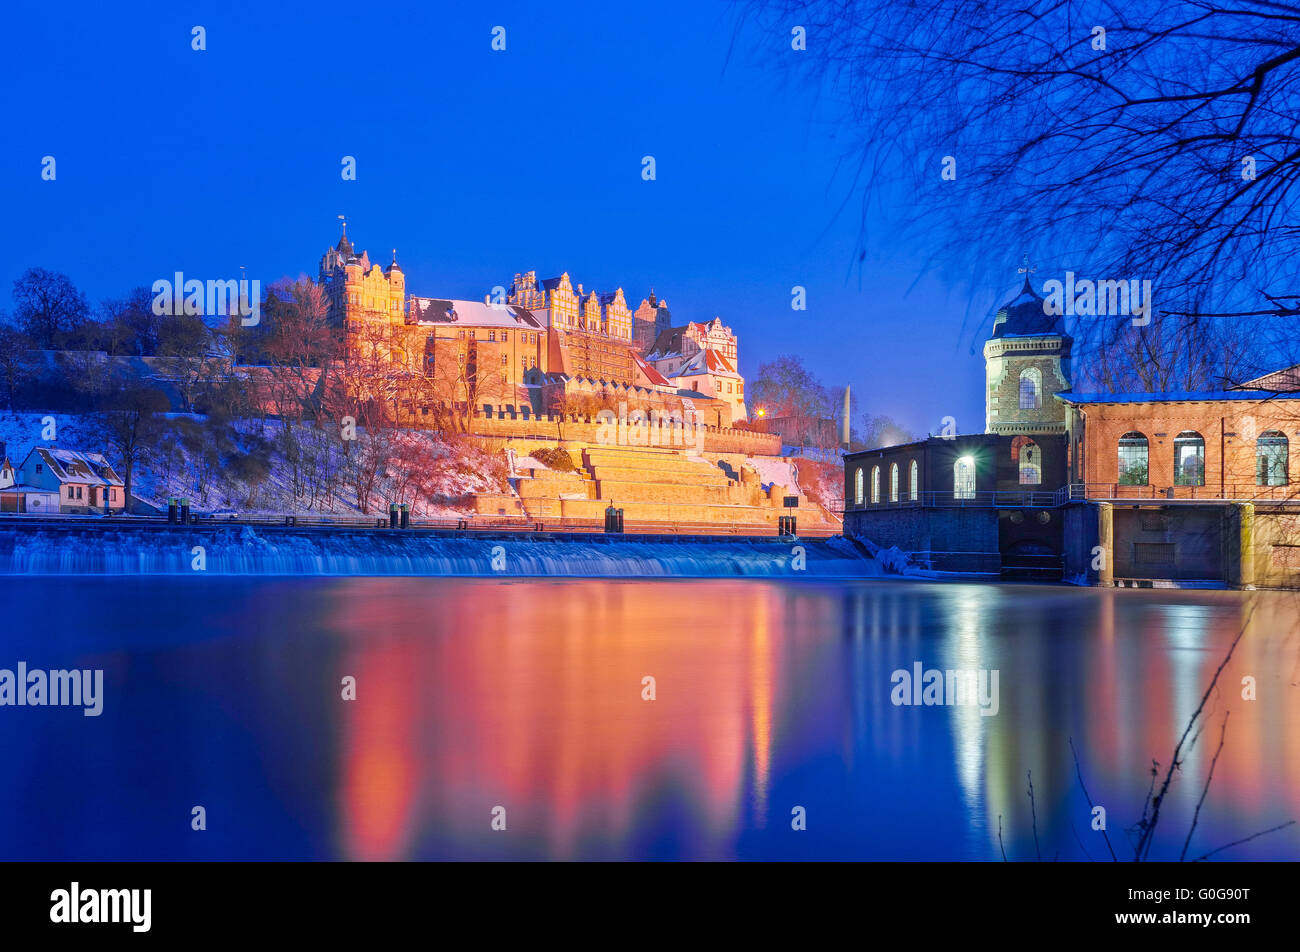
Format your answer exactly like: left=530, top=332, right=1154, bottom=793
left=1, top=0, right=1017, bottom=435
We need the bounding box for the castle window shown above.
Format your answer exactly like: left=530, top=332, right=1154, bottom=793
left=871, top=466, right=881, bottom=504
left=1118, top=433, right=1149, bottom=486
left=1257, top=431, right=1288, bottom=486
left=1019, top=440, right=1042, bottom=485
left=469, top=330, right=475, bottom=340
left=457, top=330, right=465, bottom=339
left=501, top=354, right=508, bottom=367
left=1173, top=431, right=1205, bottom=486
left=488, top=331, right=495, bottom=341
left=954, top=456, right=975, bottom=499
left=501, top=332, right=508, bottom=342
left=909, top=460, right=918, bottom=500
left=889, top=463, right=899, bottom=502
left=854, top=467, right=864, bottom=506
left=1019, top=368, right=1042, bottom=409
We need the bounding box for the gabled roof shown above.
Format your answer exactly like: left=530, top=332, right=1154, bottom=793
left=1231, top=363, right=1300, bottom=392
left=24, top=448, right=124, bottom=486
left=705, top=350, right=737, bottom=374
left=630, top=352, right=671, bottom=387
left=646, top=325, right=689, bottom=359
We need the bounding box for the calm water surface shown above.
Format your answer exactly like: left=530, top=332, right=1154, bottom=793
left=2, top=578, right=1298, bottom=861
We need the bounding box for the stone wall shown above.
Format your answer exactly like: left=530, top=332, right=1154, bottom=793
left=465, top=413, right=780, bottom=455
left=844, top=507, right=1000, bottom=574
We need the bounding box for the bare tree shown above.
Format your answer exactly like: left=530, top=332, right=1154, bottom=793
left=11, top=267, right=90, bottom=348
left=739, top=0, right=1300, bottom=387
left=93, top=381, right=169, bottom=512
left=261, top=277, right=339, bottom=424
left=0, top=312, right=34, bottom=409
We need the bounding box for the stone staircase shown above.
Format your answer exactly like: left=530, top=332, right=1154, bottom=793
left=499, top=444, right=836, bottom=532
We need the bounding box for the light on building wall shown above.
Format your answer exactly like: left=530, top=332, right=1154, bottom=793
left=957, top=455, right=974, bottom=468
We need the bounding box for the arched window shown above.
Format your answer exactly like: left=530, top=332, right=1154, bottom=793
left=954, top=456, right=976, bottom=499
left=1019, top=440, right=1042, bottom=485
left=1174, top=431, right=1205, bottom=486
left=1118, top=432, right=1149, bottom=486
left=889, top=463, right=899, bottom=502
left=1257, top=431, right=1288, bottom=486
left=1019, top=368, right=1042, bottom=409
left=854, top=467, right=864, bottom=505
left=909, top=460, right=918, bottom=501
left=871, top=466, right=881, bottom=504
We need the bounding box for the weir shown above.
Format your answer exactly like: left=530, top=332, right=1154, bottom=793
left=0, top=525, right=879, bottom=578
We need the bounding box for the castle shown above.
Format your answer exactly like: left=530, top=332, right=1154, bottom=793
left=315, top=228, right=747, bottom=424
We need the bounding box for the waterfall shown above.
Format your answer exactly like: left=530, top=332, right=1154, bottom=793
left=0, top=526, right=882, bottom=578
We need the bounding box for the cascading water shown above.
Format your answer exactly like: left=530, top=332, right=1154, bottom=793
left=0, top=525, right=885, bottom=578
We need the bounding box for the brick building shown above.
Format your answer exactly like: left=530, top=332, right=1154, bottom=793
left=1058, top=389, right=1300, bottom=500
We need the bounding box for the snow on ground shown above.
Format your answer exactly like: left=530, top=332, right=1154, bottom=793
left=0, top=411, right=508, bottom=517
left=747, top=455, right=798, bottom=490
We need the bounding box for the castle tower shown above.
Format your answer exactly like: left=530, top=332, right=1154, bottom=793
left=632, top=289, right=671, bottom=354
left=982, top=278, right=1073, bottom=435
left=318, top=224, right=407, bottom=346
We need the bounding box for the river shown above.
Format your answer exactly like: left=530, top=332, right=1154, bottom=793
left=1, top=577, right=1296, bottom=860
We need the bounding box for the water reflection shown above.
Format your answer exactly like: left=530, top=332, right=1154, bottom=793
left=0, top=578, right=1297, bottom=861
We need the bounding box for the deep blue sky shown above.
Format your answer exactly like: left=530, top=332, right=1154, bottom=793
left=1, top=0, right=1017, bottom=435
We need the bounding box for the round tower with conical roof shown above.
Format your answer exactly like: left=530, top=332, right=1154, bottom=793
left=982, top=279, right=1073, bottom=435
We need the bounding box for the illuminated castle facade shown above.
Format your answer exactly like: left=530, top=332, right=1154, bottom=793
left=315, top=228, right=747, bottom=423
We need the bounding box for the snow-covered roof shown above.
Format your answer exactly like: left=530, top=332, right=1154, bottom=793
left=409, top=297, right=544, bottom=329
left=26, top=448, right=124, bottom=486
left=630, top=352, right=671, bottom=387
left=670, top=348, right=738, bottom=378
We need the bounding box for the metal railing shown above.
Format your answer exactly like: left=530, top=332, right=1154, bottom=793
left=1068, top=482, right=1300, bottom=503
left=850, top=488, right=1068, bottom=510
left=0, top=510, right=836, bottom=538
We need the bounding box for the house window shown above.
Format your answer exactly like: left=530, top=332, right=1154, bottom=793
left=889, top=463, right=899, bottom=502
left=954, top=456, right=976, bottom=499
left=1257, top=431, right=1288, bottom=486
left=909, top=460, right=918, bottom=501
left=870, top=466, right=881, bottom=504
left=854, top=467, right=864, bottom=505
left=1019, top=368, right=1042, bottom=409
left=469, top=330, right=475, bottom=340
left=457, top=330, right=465, bottom=339
left=1118, top=432, right=1149, bottom=486
left=501, top=332, right=508, bottom=342
left=488, top=331, right=495, bottom=341
left=1019, top=440, right=1042, bottom=485
left=1173, top=431, right=1205, bottom=486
